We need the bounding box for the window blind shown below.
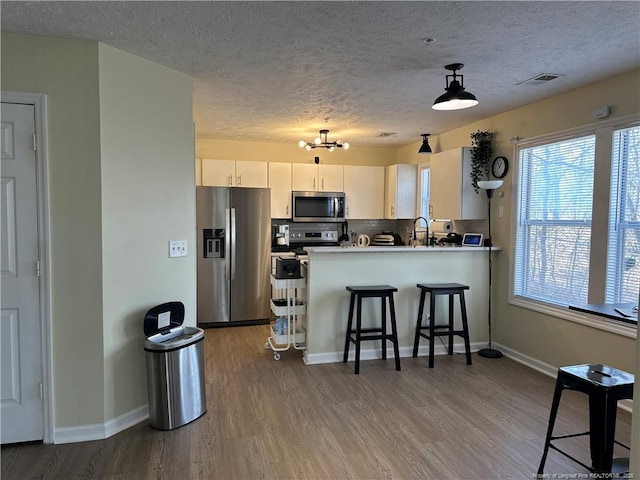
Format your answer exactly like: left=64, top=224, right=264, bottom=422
left=515, top=135, right=596, bottom=306
left=606, top=125, right=640, bottom=303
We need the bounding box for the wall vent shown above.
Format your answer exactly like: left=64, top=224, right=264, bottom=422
left=518, top=73, right=563, bottom=86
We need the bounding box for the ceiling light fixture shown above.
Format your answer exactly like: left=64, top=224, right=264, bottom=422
left=418, top=133, right=432, bottom=154
left=432, top=63, right=479, bottom=111
left=298, top=129, right=349, bottom=152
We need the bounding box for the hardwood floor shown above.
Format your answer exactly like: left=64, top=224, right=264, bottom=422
left=2, top=325, right=632, bottom=479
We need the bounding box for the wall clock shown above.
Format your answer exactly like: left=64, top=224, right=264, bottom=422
left=491, top=156, right=509, bottom=179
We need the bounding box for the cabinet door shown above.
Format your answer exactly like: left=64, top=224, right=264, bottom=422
left=385, top=164, right=398, bottom=219
left=430, top=147, right=484, bottom=220
left=292, top=164, right=318, bottom=191
left=202, top=159, right=235, bottom=186
left=430, top=149, right=462, bottom=220
left=318, top=164, right=344, bottom=191
left=394, top=164, right=417, bottom=219
left=235, top=160, right=268, bottom=188
left=268, top=162, right=292, bottom=218
left=344, top=166, right=384, bottom=219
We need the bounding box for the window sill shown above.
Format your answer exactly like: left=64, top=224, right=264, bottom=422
left=509, top=296, right=637, bottom=339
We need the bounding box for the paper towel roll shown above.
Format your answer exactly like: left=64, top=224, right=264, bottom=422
left=430, top=221, right=453, bottom=234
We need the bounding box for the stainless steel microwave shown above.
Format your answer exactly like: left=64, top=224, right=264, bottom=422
left=291, top=191, right=345, bottom=222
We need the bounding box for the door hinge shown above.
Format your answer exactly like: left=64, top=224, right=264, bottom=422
left=33, top=134, right=37, bottom=151
left=36, top=260, right=41, bottom=277
left=39, top=382, right=44, bottom=399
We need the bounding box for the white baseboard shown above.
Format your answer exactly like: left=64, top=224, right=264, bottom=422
left=494, top=343, right=633, bottom=414
left=54, top=404, right=148, bottom=444
left=304, top=342, right=484, bottom=365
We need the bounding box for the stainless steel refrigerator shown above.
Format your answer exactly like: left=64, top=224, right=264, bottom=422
left=196, top=186, right=271, bottom=326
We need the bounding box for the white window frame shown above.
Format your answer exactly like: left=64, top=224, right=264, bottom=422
left=508, top=114, right=639, bottom=338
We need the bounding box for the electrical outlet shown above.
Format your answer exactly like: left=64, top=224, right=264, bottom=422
left=169, top=240, right=188, bottom=258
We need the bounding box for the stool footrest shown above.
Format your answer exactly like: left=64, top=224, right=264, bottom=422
left=349, top=334, right=397, bottom=342
left=419, top=330, right=468, bottom=338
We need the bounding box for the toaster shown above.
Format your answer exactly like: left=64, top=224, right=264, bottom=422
left=372, top=234, right=395, bottom=246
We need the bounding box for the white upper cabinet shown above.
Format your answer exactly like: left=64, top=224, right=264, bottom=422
left=385, top=164, right=417, bottom=219
left=201, top=159, right=268, bottom=188
left=430, top=147, right=485, bottom=220
left=202, top=159, right=236, bottom=186
left=235, top=160, right=268, bottom=188
left=268, top=162, right=292, bottom=218
left=343, top=165, right=385, bottom=219
left=292, top=164, right=344, bottom=191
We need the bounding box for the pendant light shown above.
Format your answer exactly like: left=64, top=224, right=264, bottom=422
left=418, top=134, right=432, bottom=154
left=432, top=63, right=479, bottom=111
left=298, top=129, right=349, bottom=152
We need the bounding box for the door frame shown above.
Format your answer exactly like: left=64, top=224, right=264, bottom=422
left=2, top=91, right=53, bottom=443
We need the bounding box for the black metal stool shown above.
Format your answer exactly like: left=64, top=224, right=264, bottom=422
left=537, top=364, right=634, bottom=474
left=412, top=283, right=472, bottom=368
left=343, top=285, right=401, bottom=374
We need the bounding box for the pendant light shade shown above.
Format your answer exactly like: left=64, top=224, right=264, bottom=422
left=432, top=63, right=479, bottom=111
left=418, top=134, right=432, bottom=154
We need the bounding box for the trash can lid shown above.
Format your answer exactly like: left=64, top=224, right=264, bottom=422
left=144, top=325, right=204, bottom=351
left=143, top=301, right=185, bottom=337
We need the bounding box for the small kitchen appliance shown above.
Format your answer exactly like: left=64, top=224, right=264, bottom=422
left=275, top=224, right=290, bottom=246
left=291, top=191, right=345, bottom=222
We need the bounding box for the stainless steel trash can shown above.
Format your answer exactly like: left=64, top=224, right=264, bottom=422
left=143, top=302, right=206, bottom=430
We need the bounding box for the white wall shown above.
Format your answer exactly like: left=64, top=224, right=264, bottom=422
left=98, top=44, right=195, bottom=421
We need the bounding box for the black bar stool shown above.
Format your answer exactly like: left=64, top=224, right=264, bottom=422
left=343, top=285, right=401, bottom=374
left=412, top=283, right=472, bottom=368
left=537, top=364, right=634, bottom=474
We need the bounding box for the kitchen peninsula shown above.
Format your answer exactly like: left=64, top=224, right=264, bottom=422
left=302, top=246, right=499, bottom=365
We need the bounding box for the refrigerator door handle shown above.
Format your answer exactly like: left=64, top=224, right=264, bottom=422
left=230, top=207, right=237, bottom=280
left=225, top=208, right=231, bottom=280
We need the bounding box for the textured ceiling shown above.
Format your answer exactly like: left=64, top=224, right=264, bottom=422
left=2, top=1, right=639, bottom=148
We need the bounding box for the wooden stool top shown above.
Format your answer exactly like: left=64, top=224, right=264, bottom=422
left=346, top=285, right=398, bottom=294
left=417, top=283, right=469, bottom=292
left=559, top=364, right=634, bottom=389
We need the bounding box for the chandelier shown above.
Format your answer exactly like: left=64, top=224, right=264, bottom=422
left=298, top=129, right=349, bottom=152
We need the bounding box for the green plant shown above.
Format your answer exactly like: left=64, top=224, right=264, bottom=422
left=470, top=130, right=494, bottom=193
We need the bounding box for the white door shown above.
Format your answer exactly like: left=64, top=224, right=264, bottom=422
left=1, top=102, right=44, bottom=443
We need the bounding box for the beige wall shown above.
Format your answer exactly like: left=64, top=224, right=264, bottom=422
left=1, top=33, right=105, bottom=427
left=98, top=44, right=195, bottom=421
left=196, top=138, right=398, bottom=166
left=424, top=69, right=640, bottom=375
left=2, top=33, right=196, bottom=433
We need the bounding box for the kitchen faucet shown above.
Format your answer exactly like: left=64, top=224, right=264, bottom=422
left=413, top=216, right=429, bottom=246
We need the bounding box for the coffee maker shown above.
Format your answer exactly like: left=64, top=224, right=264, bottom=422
left=274, top=224, right=290, bottom=247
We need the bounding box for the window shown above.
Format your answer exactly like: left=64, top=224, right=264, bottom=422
left=606, top=125, right=640, bottom=303
left=514, top=135, right=596, bottom=306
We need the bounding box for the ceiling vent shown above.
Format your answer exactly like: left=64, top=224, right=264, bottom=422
left=518, top=73, right=563, bottom=86
left=376, top=132, right=396, bottom=137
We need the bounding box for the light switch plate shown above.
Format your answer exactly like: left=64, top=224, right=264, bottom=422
left=169, top=240, right=188, bottom=258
